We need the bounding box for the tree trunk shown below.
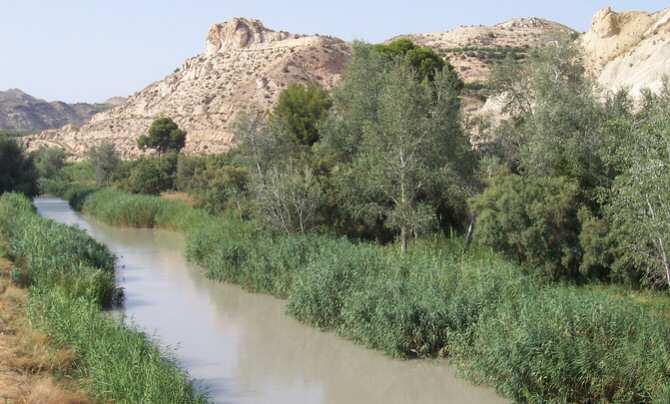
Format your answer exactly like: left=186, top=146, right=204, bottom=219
left=400, top=226, right=408, bottom=255
left=464, top=213, right=476, bottom=251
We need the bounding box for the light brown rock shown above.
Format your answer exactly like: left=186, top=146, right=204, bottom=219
left=26, top=18, right=351, bottom=158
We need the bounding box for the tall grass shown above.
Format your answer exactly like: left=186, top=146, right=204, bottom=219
left=58, top=186, right=670, bottom=403
left=0, top=193, right=207, bottom=403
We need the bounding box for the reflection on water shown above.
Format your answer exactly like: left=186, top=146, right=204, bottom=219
left=35, top=197, right=505, bottom=404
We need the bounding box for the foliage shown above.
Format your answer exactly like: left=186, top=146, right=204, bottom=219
left=58, top=185, right=670, bottom=403
left=176, top=154, right=249, bottom=215
left=119, top=154, right=177, bottom=195
left=88, top=142, right=120, bottom=186
left=0, top=135, right=38, bottom=197
left=607, top=86, right=670, bottom=289
left=374, top=38, right=457, bottom=85
left=252, top=164, right=324, bottom=234
left=273, top=83, right=332, bottom=146
left=138, top=117, right=186, bottom=155
left=0, top=193, right=205, bottom=402
left=32, top=146, right=66, bottom=179
left=470, top=174, right=582, bottom=279
left=321, top=56, right=474, bottom=251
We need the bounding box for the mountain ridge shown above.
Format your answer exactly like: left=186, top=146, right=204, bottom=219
left=24, top=7, right=670, bottom=158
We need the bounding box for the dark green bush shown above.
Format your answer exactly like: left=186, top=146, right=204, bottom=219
left=471, top=174, right=583, bottom=280
left=0, top=135, right=38, bottom=197
left=120, top=154, right=177, bottom=195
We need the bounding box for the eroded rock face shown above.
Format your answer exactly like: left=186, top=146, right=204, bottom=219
left=582, top=7, right=670, bottom=98
left=26, top=18, right=351, bottom=158
left=393, top=18, right=576, bottom=84
left=26, top=9, right=670, bottom=158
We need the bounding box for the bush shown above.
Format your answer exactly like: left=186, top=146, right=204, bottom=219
left=470, top=174, right=583, bottom=280
left=273, top=83, right=332, bottom=146
left=120, top=154, right=177, bottom=195
left=32, top=146, right=66, bottom=179
left=88, top=142, right=120, bottom=186
left=0, top=135, right=38, bottom=197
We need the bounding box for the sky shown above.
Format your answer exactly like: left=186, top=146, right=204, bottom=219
left=1, top=1, right=667, bottom=103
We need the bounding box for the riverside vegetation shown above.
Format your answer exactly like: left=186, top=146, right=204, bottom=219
left=5, top=37, right=670, bottom=402
left=0, top=193, right=206, bottom=403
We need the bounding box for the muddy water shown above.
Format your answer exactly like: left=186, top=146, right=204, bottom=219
left=35, top=197, right=505, bottom=404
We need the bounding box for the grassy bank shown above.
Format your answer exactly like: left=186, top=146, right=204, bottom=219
left=0, top=193, right=207, bottom=403
left=59, top=186, right=670, bottom=403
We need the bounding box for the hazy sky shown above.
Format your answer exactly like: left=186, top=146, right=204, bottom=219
left=1, top=1, right=666, bottom=103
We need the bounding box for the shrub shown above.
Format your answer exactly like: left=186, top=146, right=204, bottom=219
left=273, top=83, right=332, bottom=146
left=88, top=142, right=120, bottom=186
left=470, top=174, right=582, bottom=280
left=32, top=146, right=66, bottom=179
left=0, top=135, right=38, bottom=197
left=120, top=154, right=177, bottom=195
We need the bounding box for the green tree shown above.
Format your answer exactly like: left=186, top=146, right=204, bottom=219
left=88, top=142, right=120, bottom=186
left=344, top=63, right=472, bottom=253
left=121, top=155, right=177, bottom=195
left=32, top=147, right=66, bottom=179
left=273, top=83, right=332, bottom=146
left=470, top=174, right=582, bottom=279
left=138, top=118, right=186, bottom=155
left=606, top=87, right=670, bottom=289
left=0, top=136, right=38, bottom=197
left=374, top=38, right=458, bottom=85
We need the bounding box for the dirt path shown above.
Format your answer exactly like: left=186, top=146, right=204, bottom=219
left=0, top=255, right=91, bottom=404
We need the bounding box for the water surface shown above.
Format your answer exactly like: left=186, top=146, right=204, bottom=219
left=36, top=196, right=504, bottom=404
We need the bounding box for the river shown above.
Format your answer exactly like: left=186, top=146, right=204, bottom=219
left=35, top=196, right=504, bottom=404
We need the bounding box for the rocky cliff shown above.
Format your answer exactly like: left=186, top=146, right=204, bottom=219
left=0, top=89, right=112, bottom=133
left=582, top=6, right=670, bottom=98
left=392, top=18, right=576, bottom=85
left=25, top=8, right=670, bottom=157
left=26, top=18, right=350, bottom=158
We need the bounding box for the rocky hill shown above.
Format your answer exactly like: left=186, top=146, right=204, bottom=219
left=582, top=6, right=670, bottom=98
left=25, top=7, right=670, bottom=157
left=26, top=18, right=350, bottom=157
left=0, top=89, right=112, bottom=133
left=392, top=18, right=576, bottom=85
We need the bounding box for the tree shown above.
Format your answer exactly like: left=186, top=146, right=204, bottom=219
left=606, top=86, right=670, bottom=289
left=374, top=38, right=457, bottom=85
left=0, top=136, right=38, bottom=197
left=138, top=118, right=186, bottom=155
left=345, top=63, right=471, bottom=253
left=253, top=164, right=324, bottom=234
left=470, top=174, right=582, bottom=279
left=121, top=155, right=177, bottom=195
left=491, top=42, right=608, bottom=194
left=273, top=83, right=332, bottom=146
left=88, top=142, right=120, bottom=186
left=32, top=147, right=66, bottom=179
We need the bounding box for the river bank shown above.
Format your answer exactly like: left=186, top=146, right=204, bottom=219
left=37, top=196, right=504, bottom=403
left=0, top=193, right=206, bottom=403
left=52, top=185, right=670, bottom=403
left=0, top=250, right=90, bottom=403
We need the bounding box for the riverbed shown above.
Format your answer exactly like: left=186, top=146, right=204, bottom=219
left=36, top=196, right=504, bottom=404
